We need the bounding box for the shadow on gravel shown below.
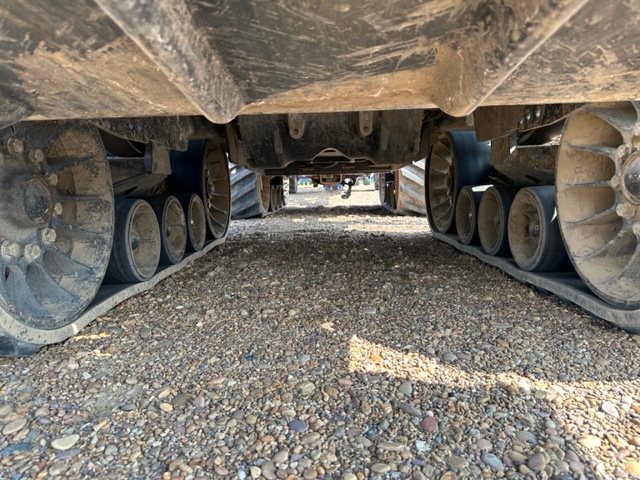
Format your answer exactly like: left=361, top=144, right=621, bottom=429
left=0, top=205, right=636, bottom=478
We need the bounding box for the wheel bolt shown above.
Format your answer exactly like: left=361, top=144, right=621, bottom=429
left=41, top=228, right=57, bottom=244
left=24, top=244, right=41, bottom=262
left=617, top=144, right=632, bottom=160
left=616, top=202, right=635, bottom=219
left=28, top=149, right=44, bottom=165
left=54, top=202, right=63, bottom=216
left=611, top=175, right=621, bottom=188
left=1, top=241, right=20, bottom=259
left=46, top=172, right=58, bottom=186
left=6, top=138, right=24, bottom=154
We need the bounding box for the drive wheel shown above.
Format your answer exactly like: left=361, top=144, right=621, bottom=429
left=149, top=196, right=187, bottom=265
left=508, top=186, right=569, bottom=272
left=104, top=198, right=160, bottom=284
left=557, top=102, right=640, bottom=308
left=0, top=122, right=114, bottom=331
left=426, top=131, right=491, bottom=233
left=170, top=137, right=231, bottom=239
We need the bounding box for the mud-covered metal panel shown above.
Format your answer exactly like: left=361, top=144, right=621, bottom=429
left=235, top=111, right=424, bottom=171
left=487, top=0, right=640, bottom=106
left=96, top=0, right=585, bottom=121
left=0, top=0, right=195, bottom=127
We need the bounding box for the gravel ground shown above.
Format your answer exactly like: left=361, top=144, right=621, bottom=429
left=1, top=184, right=640, bottom=479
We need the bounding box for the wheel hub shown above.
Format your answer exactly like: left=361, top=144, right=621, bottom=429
left=527, top=214, right=541, bottom=239
left=622, top=152, right=640, bottom=205
left=23, top=176, right=53, bottom=224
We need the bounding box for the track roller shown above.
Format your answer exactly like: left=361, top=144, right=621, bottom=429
left=426, top=131, right=491, bottom=233
left=148, top=195, right=187, bottom=265
left=478, top=186, right=520, bottom=256
left=176, top=194, right=206, bottom=252
left=557, top=102, right=640, bottom=308
left=508, top=186, right=569, bottom=272
left=105, top=198, right=160, bottom=284
left=455, top=185, right=491, bottom=245
left=270, top=184, right=285, bottom=212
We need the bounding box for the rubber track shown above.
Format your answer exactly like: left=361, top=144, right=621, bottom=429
left=433, top=232, right=640, bottom=333
left=230, top=166, right=269, bottom=219
left=0, top=235, right=227, bottom=355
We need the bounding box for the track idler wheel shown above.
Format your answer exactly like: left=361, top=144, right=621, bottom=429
left=478, top=186, right=520, bottom=256
left=170, top=137, right=231, bottom=239
left=508, top=186, right=569, bottom=272
left=0, top=123, right=114, bottom=340
left=455, top=185, right=490, bottom=245
left=426, top=131, right=491, bottom=233
left=176, top=194, right=206, bottom=252
left=105, top=199, right=160, bottom=284
left=557, top=102, right=640, bottom=308
left=148, top=195, right=187, bottom=265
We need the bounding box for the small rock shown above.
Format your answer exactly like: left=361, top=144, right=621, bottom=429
left=577, top=435, right=601, bottom=448
left=246, top=414, right=258, bottom=425
left=2, top=417, right=26, bottom=435
left=482, top=453, right=505, bottom=471
left=398, top=382, right=413, bottom=396
left=51, top=434, right=80, bottom=451
left=371, top=463, right=391, bottom=474
left=507, top=451, right=527, bottom=465
left=398, top=402, right=421, bottom=416
left=443, top=352, right=457, bottom=362
left=273, top=450, right=289, bottom=463
left=625, top=461, right=640, bottom=477
left=446, top=455, right=469, bottom=470
left=159, top=403, right=173, bottom=413
left=516, top=430, right=537, bottom=445
left=378, top=441, right=404, bottom=452
left=250, top=466, right=261, bottom=478
left=324, top=386, right=339, bottom=397
left=295, top=381, right=315, bottom=396
left=527, top=452, right=547, bottom=471
left=139, top=327, right=152, bottom=339
left=415, top=440, right=428, bottom=452
left=288, top=419, right=309, bottom=433
left=261, top=460, right=276, bottom=479
left=601, top=401, right=619, bottom=418
left=420, top=416, right=438, bottom=432
left=476, top=439, right=492, bottom=452
left=343, top=474, right=357, bottom=480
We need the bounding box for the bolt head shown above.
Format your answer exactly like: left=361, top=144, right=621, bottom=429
left=616, top=202, right=635, bottom=219
left=617, top=144, right=632, bottom=160
left=24, top=244, right=41, bottom=262
left=6, top=138, right=24, bottom=154
left=54, top=202, right=63, bottom=216
left=28, top=149, right=44, bottom=164
left=41, top=228, right=57, bottom=244
left=611, top=174, right=621, bottom=188
left=46, top=172, right=58, bottom=186
left=1, top=241, right=20, bottom=259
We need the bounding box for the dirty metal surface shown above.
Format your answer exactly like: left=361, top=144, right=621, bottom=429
left=4, top=0, right=637, bottom=126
